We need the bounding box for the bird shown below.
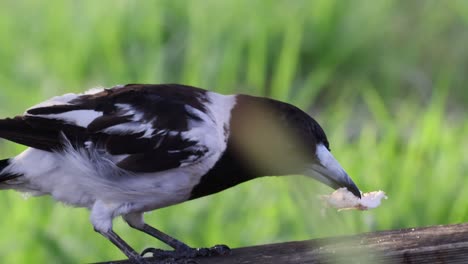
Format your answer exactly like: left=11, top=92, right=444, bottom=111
left=0, top=84, right=361, bottom=264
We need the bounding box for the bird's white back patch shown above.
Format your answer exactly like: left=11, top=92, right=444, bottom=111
left=176, top=93, right=236, bottom=170
left=206, top=92, right=237, bottom=139
left=181, top=93, right=236, bottom=148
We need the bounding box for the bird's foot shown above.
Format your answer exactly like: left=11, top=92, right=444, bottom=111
left=141, top=244, right=231, bottom=260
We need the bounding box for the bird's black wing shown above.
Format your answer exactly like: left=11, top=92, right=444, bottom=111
left=0, top=84, right=214, bottom=173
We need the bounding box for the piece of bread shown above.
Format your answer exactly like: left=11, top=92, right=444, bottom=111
left=321, top=188, right=387, bottom=211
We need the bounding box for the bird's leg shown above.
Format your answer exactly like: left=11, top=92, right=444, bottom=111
left=141, top=223, right=190, bottom=251
left=97, top=229, right=149, bottom=264
left=123, top=213, right=230, bottom=259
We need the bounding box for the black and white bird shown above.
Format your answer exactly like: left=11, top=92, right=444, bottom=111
left=0, top=84, right=361, bottom=263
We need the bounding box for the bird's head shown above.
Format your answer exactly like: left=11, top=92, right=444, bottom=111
left=230, top=95, right=361, bottom=198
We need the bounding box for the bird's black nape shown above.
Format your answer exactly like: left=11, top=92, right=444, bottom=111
left=228, top=94, right=330, bottom=173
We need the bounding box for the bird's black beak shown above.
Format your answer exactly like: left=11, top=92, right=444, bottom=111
left=305, top=144, right=361, bottom=199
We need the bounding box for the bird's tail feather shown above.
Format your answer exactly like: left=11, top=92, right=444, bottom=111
left=0, top=117, right=61, bottom=151
left=0, top=118, right=28, bottom=184
left=0, top=158, right=20, bottom=183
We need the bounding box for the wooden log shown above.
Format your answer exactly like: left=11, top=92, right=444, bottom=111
left=96, top=222, right=468, bottom=264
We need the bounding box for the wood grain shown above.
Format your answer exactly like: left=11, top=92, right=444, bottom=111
left=95, top=223, right=468, bottom=264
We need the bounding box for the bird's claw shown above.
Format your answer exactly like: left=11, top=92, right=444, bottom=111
left=208, top=244, right=231, bottom=256
left=141, top=244, right=231, bottom=259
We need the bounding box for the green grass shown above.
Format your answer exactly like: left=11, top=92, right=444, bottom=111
left=0, top=1, right=467, bottom=263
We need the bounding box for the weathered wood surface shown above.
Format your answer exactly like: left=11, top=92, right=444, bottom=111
left=97, top=222, right=468, bottom=264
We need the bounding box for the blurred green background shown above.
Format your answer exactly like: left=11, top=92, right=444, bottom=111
left=0, top=0, right=467, bottom=263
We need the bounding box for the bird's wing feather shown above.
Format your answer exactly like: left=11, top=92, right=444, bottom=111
left=0, top=116, right=72, bottom=151
left=2, top=84, right=215, bottom=173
